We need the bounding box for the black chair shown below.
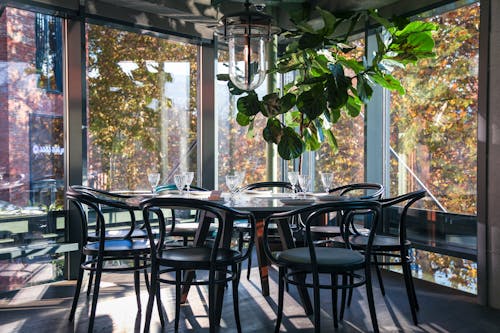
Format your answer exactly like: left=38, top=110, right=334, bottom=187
left=309, top=183, right=384, bottom=239
left=155, top=184, right=211, bottom=246
left=342, top=189, right=427, bottom=325
left=263, top=200, right=382, bottom=333
left=67, top=188, right=150, bottom=333
left=141, top=197, right=255, bottom=333
left=235, top=181, right=295, bottom=279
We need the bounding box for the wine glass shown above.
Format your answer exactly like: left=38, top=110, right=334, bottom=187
left=297, top=174, right=311, bottom=198
left=288, top=171, right=299, bottom=197
left=183, top=171, right=194, bottom=193
left=320, top=172, right=334, bottom=194
left=147, top=172, right=160, bottom=194
left=173, top=174, right=186, bottom=195
left=226, top=175, right=239, bottom=198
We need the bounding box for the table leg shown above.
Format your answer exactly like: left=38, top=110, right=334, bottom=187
left=255, top=218, right=270, bottom=296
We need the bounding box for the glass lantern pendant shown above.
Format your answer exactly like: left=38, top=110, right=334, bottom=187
left=216, top=1, right=279, bottom=91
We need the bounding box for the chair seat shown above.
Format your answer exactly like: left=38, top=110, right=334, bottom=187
left=347, top=234, right=411, bottom=251
left=276, top=247, right=365, bottom=271
left=84, top=239, right=150, bottom=256
left=158, top=247, right=242, bottom=268
left=89, top=228, right=148, bottom=240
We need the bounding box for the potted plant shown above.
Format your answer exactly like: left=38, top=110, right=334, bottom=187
left=218, top=7, right=437, bottom=169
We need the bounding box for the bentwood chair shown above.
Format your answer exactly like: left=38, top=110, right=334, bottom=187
left=66, top=188, right=150, bottom=333
left=341, top=189, right=427, bottom=325
left=309, top=183, right=384, bottom=239
left=154, top=184, right=211, bottom=246
left=235, top=181, right=295, bottom=279
left=141, top=197, right=255, bottom=333
left=264, top=200, right=382, bottom=333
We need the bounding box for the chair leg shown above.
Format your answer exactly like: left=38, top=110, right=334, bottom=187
left=88, top=257, right=104, bottom=333
left=365, top=266, right=379, bottom=333
left=208, top=268, right=216, bottom=333
left=340, top=274, right=347, bottom=321
left=402, top=260, right=419, bottom=325
left=175, top=269, right=182, bottom=332
left=373, top=255, right=385, bottom=296
left=347, top=274, right=354, bottom=307
left=69, top=255, right=85, bottom=322
left=246, top=247, right=252, bottom=280
left=143, top=260, right=150, bottom=292
left=86, top=257, right=95, bottom=298
left=232, top=264, right=242, bottom=333
left=331, top=273, right=338, bottom=328
left=313, top=273, right=321, bottom=333
left=144, top=264, right=158, bottom=333
left=274, top=267, right=285, bottom=333
left=134, top=256, right=142, bottom=312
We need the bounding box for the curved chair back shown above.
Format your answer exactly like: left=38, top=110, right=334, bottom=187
left=141, top=197, right=255, bottom=264
left=241, top=181, right=293, bottom=192
left=329, top=183, right=384, bottom=199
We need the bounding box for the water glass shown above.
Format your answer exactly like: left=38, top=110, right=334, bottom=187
left=298, top=174, right=311, bottom=198
left=320, top=172, right=334, bottom=193
left=288, top=171, right=299, bottom=197
left=183, top=171, right=194, bottom=193
left=147, top=172, right=160, bottom=193
left=226, top=175, right=239, bottom=197
left=173, top=174, right=186, bottom=195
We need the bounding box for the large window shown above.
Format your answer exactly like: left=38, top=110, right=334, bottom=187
left=0, top=8, right=66, bottom=292
left=388, top=1, right=479, bottom=293
left=86, top=25, right=198, bottom=191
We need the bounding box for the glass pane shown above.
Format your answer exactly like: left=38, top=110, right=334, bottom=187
left=86, top=25, right=198, bottom=191
left=388, top=2, right=479, bottom=294
left=0, top=8, right=66, bottom=292
left=216, top=50, right=274, bottom=189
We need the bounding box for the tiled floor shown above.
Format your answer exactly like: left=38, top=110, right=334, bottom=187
left=0, top=264, right=499, bottom=332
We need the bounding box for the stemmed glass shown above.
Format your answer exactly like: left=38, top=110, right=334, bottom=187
left=226, top=175, right=239, bottom=199
left=147, top=172, right=160, bottom=194
left=288, top=171, right=299, bottom=198
left=173, top=174, right=186, bottom=195
left=320, top=172, right=334, bottom=194
left=183, top=171, right=194, bottom=194
left=297, top=174, right=311, bottom=198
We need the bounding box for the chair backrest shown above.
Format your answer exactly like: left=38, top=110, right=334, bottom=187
left=263, top=200, right=382, bottom=267
left=329, top=183, right=384, bottom=199
left=379, top=189, right=427, bottom=243
left=155, top=184, right=209, bottom=193
left=68, top=186, right=138, bottom=240
left=141, top=197, right=256, bottom=263
left=241, top=181, right=293, bottom=192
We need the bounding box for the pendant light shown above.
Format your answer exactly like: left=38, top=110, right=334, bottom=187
left=216, top=1, right=280, bottom=91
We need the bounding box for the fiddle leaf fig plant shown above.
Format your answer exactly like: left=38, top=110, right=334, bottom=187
left=218, top=7, right=437, bottom=161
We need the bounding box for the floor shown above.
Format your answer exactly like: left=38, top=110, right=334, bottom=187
left=0, top=261, right=499, bottom=333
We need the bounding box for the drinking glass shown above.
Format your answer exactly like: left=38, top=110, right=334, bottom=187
left=226, top=175, right=239, bottom=197
left=147, top=172, right=160, bottom=193
left=183, top=171, right=194, bottom=193
left=288, top=171, right=299, bottom=197
left=173, top=174, right=186, bottom=195
left=298, top=174, right=311, bottom=198
left=320, top=172, right=334, bottom=194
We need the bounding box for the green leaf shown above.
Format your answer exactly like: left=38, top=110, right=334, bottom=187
left=237, top=92, right=262, bottom=116
left=345, top=95, right=362, bottom=117
left=304, top=127, right=321, bottom=151
left=262, top=93, right=281, bottom=117
left=356, top=75, right=373, bottom=103
left=228, top=80, right=246, bottom=95
left=280, top=93, right=297, bottom=114
left=299, top=32, right=324, bottom=50
left=324, top=129, right=338, bottom=153
left=216, top=73, right=229, bottom=81
left=368, top=9, right=393, bottom=29
left=278, top=127, right=304, bottom=160
left=327, top=63, right=350, bottom=109
left=317, top=7, right=336, bottom=36
left=296, top=84, right=327, bottom=120
left=369, top=72, right=405, bottom=94
left=236, top=112, right=251, bottom=126
left=263, top=118, right=282, bottom=144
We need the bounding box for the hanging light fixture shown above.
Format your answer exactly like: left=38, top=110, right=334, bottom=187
left=216, top=1, right=280, bottom=91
